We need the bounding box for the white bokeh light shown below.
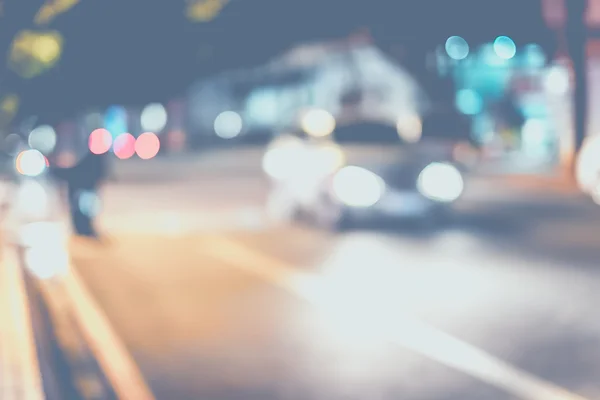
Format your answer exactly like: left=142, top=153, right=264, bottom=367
left=417, top=163, right=464, bottom=202
left=16, top=149, right=47, bottom=177
left=397, top=113, right=423, bottom=143
left=332, top=166, right=386, bottom=207
left=28, top=125, right=57, bottom=154
left=214, top=111, right=243, bottom=139
left=521, top=119, right=547, bottom=155
left=301, top=109, right=336, bottom=137
left=16, top=180, right=49, bottom=218
left=141, top=103, right=168, bottom=132
left=544, top=65, right=570, bottom=95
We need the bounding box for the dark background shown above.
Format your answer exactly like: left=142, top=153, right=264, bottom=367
left=1, top=0, right=552, bottom=124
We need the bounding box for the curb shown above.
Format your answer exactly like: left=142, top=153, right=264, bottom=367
left=0, top=242, right=44, bottom=400
left=2, top=235, right=117, bottom=400
left=24, top=214, right=156, bottom=400
left=4, top=213, right=154, bottom=399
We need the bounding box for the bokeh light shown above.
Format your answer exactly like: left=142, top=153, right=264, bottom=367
left=521, top=119, right=547, bottom=155
left=88, top=128, right=112, bottom=154
left=396, top=114, right=423, bottom=143
left=445, top=36, right=469, bottom=60
left=56, top=151, right=77, bottom=168
left=16, top=180, right=49, bottom=219
left=481, top=43, right=505, bottom=66
left=167, top=130, right=186, bottom=152
left=135, top=132, right=161, bottom=159
left=9, top=31, right=63, bottom=78
left=544, top=65, right=570, bottom=95
left=301, top=108, right=336, bottom=137
left=262, top=135, right=307, bottom=180
left=113, top=133, right=136, bottom=159
left=78, top=190, right=102, bottom=217
left=28, top=125, right=57, bottom=155
left=104, top=105, right=128, bottom=138
left=456, top=89, right=483, bottom=115
left=16, top=149, right=47, bottom=177
left=523, top=44, right=546, bottom=68
left=493, top=36, right=516, bottom=60
left=214, top=111, right=243, bottom=139
left=187, top=0, right=228, bottom=22
left=141, top=103, right=168, bottom=133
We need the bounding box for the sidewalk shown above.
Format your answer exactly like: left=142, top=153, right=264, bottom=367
left=0, top=240, right=44, bottom=400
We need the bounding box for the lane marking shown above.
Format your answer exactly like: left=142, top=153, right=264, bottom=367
left=60, top=265, right=155, bottom=400
left=203, top=235, right=588, bottom=400
left=0, top=244, right=45, bottom=400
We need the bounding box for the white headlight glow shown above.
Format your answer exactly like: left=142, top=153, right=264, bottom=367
left=417, top=162, right=464, bottom=202
left=332, top=166, right=385, bottom=207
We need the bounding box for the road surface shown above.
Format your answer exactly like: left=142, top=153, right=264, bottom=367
left=58, top=160, right=600, bottom=400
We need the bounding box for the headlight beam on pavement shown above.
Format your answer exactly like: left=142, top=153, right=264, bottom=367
left=201, top=235, right=588, bottom=400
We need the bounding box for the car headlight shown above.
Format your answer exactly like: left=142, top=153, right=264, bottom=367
left=332, top=166, right=385, bottom=207
left=417, top=162, right=464, bottom=202
left=262, top=137, right=345, bottom=182
left=262, top=136, right=306, bottom=180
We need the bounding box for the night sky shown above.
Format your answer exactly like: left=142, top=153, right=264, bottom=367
left=7, top=0, right=552, bottom=123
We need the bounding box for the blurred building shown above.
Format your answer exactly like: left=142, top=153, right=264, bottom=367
left=187, top=37, right=428, bottom=144
left=439, top=32, right=567, bottom=171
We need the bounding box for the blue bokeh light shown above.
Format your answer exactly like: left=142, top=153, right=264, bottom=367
left=493, top=36, right=516, bottom=60
left=104, top=105, right=128, bottom=139
left=445, top=36, right=469, bottom=60
left=523, top=44, right=546, bottom=68
left=456, top=89, right=483, bottom=115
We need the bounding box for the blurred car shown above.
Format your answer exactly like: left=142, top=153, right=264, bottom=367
left=263, top=118, right=475, bottom=230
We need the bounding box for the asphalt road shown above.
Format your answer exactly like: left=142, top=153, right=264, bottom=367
left=65, top=164, right=600, bottom=400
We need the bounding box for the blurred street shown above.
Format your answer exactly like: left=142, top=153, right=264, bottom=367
left=59, top=153, right=600, bottom=400
left=2, top=1, right=600, bottom=399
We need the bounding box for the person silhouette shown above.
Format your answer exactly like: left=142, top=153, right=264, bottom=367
left=49, top=150, right=109, bottom=238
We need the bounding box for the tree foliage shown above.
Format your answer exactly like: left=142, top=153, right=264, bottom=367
left=9, top=30, right=63, bottom=78
left=34, top=0, right=80, bottom=26
left=186, top=0, right=228, bottom=22
left=0, top=0, right=78, bottom=126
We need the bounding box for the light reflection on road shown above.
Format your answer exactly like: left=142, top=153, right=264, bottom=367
left=202, top=235, right=590, bottom=400
left=55, top=166, right=600, bottom=399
